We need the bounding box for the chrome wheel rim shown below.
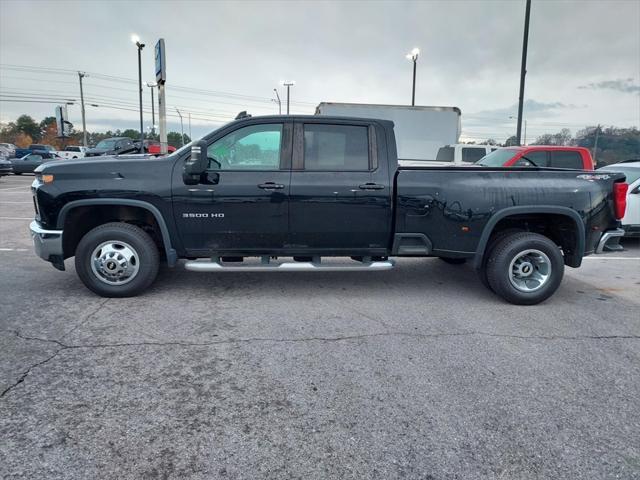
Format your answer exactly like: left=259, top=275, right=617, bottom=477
left=508, top=249, right=551, bottom=293
left=90, top=240, right=140, bottom=285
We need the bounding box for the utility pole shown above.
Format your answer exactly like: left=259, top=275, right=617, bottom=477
left=405, top=48, right=420, bottom=106
left=593, top=124, right=601, bottom=165
left=188, top=112, right=192, bottom=141
left=516, top=0, right=531, bottom=146
left=78, top=72, right=88, bottom=147
left=145, top=83, right=157, bottom=136
left=176, top=108, right=184, bottom=146
left=273, top=88, right=281, bottom=115
left=282, top=81, right=295, bottom=115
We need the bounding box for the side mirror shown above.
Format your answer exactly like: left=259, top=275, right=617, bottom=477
left=183, top=140, right=208, bottom=184
left=114, top=145, right=121, bottom=151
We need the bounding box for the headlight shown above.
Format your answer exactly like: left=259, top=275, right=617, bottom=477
left=35, top=173, right=54, bottom=184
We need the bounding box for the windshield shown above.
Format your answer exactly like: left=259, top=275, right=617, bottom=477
left=477, top=148, right=518, bottom=166
left=95, top=139, right=117, bottom=149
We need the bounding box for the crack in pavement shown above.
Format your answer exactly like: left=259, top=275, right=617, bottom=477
left=0, top=349, right=62, bottom=398
left=3, top=329, right=640, bottom=400
left=60, top=298, right=110, bottom=340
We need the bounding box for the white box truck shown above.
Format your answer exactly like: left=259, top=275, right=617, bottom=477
left=315, top=102, right=461, bottom=164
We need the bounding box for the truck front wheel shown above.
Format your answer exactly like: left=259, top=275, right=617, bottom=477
left=485, top=232, right=564, bottom=305
left=74, top=222, right=159, bottom=297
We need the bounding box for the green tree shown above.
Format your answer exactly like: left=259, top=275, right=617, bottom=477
left=167, top=131, right=191, bottom=148
left=504, top=135, right=518, bottom=147
left=121, top=129, right=140, bottom=140
left=16, top=115, right=41, bottom=141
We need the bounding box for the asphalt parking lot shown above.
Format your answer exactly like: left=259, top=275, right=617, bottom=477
left=1, top=173, right=639, bottom=479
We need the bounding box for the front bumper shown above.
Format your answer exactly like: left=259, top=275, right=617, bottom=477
left=595, top=228, right=625, bottom=254
left=30, top=221, right=65, bottom=270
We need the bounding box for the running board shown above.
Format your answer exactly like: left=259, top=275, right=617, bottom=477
left=184, top=257, right=395, bottom=272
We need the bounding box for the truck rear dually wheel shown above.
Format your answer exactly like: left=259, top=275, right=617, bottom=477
left=485, top=232, right=564, bottom=305
left=75, top=222, right=159, bottom=297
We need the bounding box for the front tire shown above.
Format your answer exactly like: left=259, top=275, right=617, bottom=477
left=485, top=232, right=564, bottom=305
left=75, top=222, right=159, bottom=297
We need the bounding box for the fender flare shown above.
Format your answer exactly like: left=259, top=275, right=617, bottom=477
left=57, top=199, right=178, bottom=266
left=473, top=205, right=585, bottom=269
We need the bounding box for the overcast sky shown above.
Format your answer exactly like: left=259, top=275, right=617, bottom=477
left=1, top=0, right=639, bottom=142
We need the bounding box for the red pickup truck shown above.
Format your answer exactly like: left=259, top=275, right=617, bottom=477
left=478, top=146, right=594, bottom=170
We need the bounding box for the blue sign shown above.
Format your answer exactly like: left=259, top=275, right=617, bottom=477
left=155, top=39, right=166, bottom=83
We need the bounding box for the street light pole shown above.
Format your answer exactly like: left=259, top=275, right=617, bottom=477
left=145, top=82, right=157, bottom=136
left=406, top=48, right=420, bottom=106
left=131, top=34, right=146, bottom=153
left=175, top=108, right=184, bottom=146
left=188, top=112, right=192, bottom=141
left=273, top=88, right=281, bottom=115
left=516, top=0, right=531, bottom=146
left=78, top=72, right=88, bottom=147
left=281, top=81, right=295, bottom=115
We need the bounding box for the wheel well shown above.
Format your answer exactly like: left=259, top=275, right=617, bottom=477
left=485, top=213, right=581, bottom=266
left=62, top=205, right=165, bottom=259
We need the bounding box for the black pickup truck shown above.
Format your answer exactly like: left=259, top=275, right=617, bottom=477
left=30, top=115, right=628, bottom=304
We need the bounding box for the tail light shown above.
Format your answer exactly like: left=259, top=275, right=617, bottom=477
left=613, top=182, right=628, bottom=220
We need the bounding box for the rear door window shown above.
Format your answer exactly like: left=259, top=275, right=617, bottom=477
left=550, top=151, right=583, bottom=169
left=515, top=151, right=549, bottom=167
left=461, top=147, right=486, bottom=163
left=303, top=124, right=369, bottom=171
left=435, top=146, right=454, bottom=162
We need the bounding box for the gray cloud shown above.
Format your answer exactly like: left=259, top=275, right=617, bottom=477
left=466, top=99, right=580, bottom=125
left=578, top=79, right=640, bottom=94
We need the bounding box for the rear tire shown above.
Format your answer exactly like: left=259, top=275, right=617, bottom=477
left=439, top=257, right=467, bottom=265
left=477, top=228, right=524, bottom=291
left=486, top=232, right=564, bottom=305
left=75, top=222, right=159, bottom=297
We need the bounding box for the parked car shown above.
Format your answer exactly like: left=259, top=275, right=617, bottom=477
left=0, top=158, right=12, bottom=176
left=402, top=144, right=499, bottom=167
left=133, top=140, right=177, bottom=155
left=31, top=114, right=626, bottom=305
left=85, top=137, right=137, bottom=157
left=13, top=144, right=57, bottom=159
left=57, top=146, right=87, bottom=159
left=0, top=142, right=16, bottom=158
left=0, top=145, right=12, bottom=159
left=10, top=151, right=61, bottom=174
left=477, top=146, right=594, bottom=170
left=598, top=161, right=640, bottom=237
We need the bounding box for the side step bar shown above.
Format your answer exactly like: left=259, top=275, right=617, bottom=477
left=184, top=257, right=395, bottom=272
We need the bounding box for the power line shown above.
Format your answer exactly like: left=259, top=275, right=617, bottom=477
left=0, top=63, right=316, bottom=107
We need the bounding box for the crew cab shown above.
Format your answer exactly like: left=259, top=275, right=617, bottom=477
left=30, top=115, right=627, bottom=305
left=478, top=146, right=594, bottom=170
left=85, top=137, right=137, bottom=157
left=13, top=144, right=57, bottom=159
left=57, top=146, right=87, bottom=159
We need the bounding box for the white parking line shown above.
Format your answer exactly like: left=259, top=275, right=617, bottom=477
left=0, top=187, right=30, bottom=192
left=0, top=217, right=32, bottom=220
left=0, top=248, right=29, bottom=252
left=584, top=257, right=640, bottom=260
left=0, top=201, right=32, bottom=204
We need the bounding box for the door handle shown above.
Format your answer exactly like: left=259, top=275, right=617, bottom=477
left=358, top=183, right=385, bottom=190
left=258, top=182, right=285, bottom=190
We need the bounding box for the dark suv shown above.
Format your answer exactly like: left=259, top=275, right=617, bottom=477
left=85, top=137, right=137, bottom=157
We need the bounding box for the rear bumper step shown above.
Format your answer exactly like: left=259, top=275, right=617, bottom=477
left=595, top=228, right=625, bottom=254
left=184, top=257, right=395, bottom=272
